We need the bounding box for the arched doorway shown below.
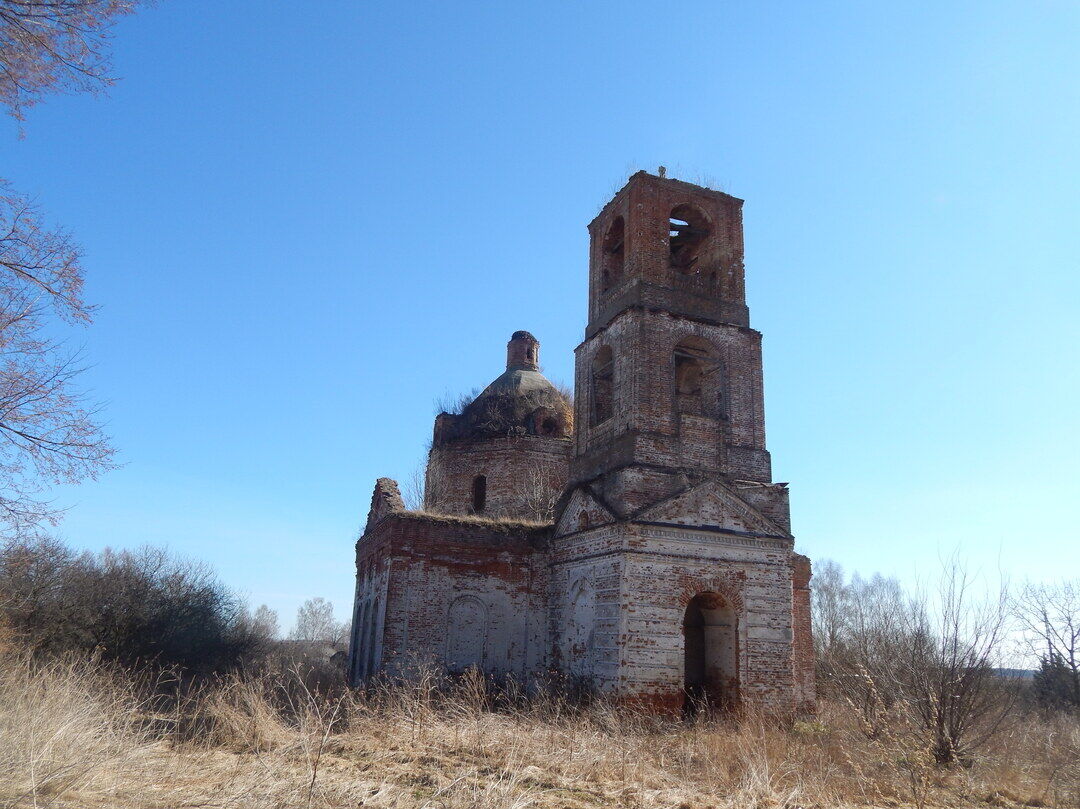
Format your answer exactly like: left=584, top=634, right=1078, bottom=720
left=683, top=592, right=738, bottom=714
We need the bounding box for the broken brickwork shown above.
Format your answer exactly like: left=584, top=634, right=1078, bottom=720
left=349, top=171, right=816, bottom=715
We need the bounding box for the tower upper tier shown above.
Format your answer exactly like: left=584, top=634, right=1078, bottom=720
left=587, top=171, right=749, bottom=337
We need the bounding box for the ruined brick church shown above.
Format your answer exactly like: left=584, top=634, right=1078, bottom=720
left=349, top=171, right=815, bottom=713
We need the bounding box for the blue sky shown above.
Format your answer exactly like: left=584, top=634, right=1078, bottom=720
left=4, top=0, right=1078, bottom=629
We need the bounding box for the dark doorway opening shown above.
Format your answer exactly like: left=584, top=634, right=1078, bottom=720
left=683, top=592, right=738, bottom=716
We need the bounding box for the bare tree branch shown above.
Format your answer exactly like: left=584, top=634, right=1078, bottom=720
left=0, top=183, right=115, bottom=537
left=0, top=0, right=141, bottom=122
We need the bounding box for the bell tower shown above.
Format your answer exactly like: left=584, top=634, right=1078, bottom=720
left=569, top=170, right=773, bottom=516
left=551, top=171, right=811, bottom=715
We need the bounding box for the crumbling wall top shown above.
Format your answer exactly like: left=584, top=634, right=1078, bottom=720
left=364, top=477, right=405, bottom=534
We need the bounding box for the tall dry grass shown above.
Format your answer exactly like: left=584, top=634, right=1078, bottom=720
left=1, top=653, right=1078, bottom=808
left=0, top=652, right=149, bottom=807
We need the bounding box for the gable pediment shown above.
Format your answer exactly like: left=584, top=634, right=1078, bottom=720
left=554, top=485, right=615, bottom=537
left=635, top=478, right=790, bottom=539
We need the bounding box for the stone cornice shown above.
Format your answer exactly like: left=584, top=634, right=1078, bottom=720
left=636, top=523, right=792, bottom=550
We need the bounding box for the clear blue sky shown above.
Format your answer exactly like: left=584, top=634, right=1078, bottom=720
left=4, top=1, right=1078, bottom=629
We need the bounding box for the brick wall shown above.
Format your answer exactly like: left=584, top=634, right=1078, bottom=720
left=791, top=553, right=816, bottom=713
left=426, top=436, right=570, bottom=520
left=355, top=513, right=549, bottom=682
left=586, top=172, right=749, bottom=331
left=550, top=520, right=800, bottom=714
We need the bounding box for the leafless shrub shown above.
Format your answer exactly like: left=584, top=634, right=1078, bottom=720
left=402, top=460, right=426, bottom=511
left=816, top=555, right=1016, bottom=766
left=1016, top=579, right=1080, bottom=711
left=902, top=556, right=1015, bottom=764
left=421, top=454, right=451, bottom=513
left=553, top=379, right=574, bottom=433
left=434, top=386, right=483, bottom=417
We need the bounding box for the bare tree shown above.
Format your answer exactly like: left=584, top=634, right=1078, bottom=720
left=811, top=558, right=851, bottom=662
left=0, top=0, right=140, bottom=122
left=897, top=556, right=1014, bottom=764
left=249, top=603, right=279, bottom=641
left=0, top=184, right=116, bottom=536
left=402, top=461, right=426, bottom=511
left=1015, top=580, right=1080, bottom=710
left=289, top=597, right=347, bottom=646
left=0, top=0, right=146, bottom=535
left=512, top=464, right=561, bottom=522
left=421, top=451, right=449, bottom=513
left=817, top=556, right=1015, bottom=765
left=813, top=561, right=913, bottom=734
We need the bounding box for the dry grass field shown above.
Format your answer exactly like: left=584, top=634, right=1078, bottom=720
left=2, top=651, right=1078, bottom=809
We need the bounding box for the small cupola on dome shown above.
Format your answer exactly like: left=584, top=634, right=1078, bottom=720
left=506, top=331, right=539, bottom=371
left=432, top=331, right=571, bottom=446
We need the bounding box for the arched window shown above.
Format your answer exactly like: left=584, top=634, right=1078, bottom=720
left=669, top=204, right=709, bottom=272
left=471, top=474, right=487, bottom=514
left=590, top=346, right=614, bottom=426
left=601, top=216, right=625, bottom=293
left=673, top=337, right=725, bottom=418
left=577, top=511, right=591, bottom=531
left=675, top=352, right=704, bottom=415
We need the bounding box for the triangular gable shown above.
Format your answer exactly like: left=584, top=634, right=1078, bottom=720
left=365, top=477, right=406, bottom=533
left=634, top=478, right=790, bottom=538
left=554, top=485, right=615, bottom=537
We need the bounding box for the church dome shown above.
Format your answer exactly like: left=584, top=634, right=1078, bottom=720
left=433, top=331, right=572, bottom=446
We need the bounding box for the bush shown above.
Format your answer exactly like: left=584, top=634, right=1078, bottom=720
left=813, top=555, right=1015, bottom=765
left=0, top=536, right=272, bottom=676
